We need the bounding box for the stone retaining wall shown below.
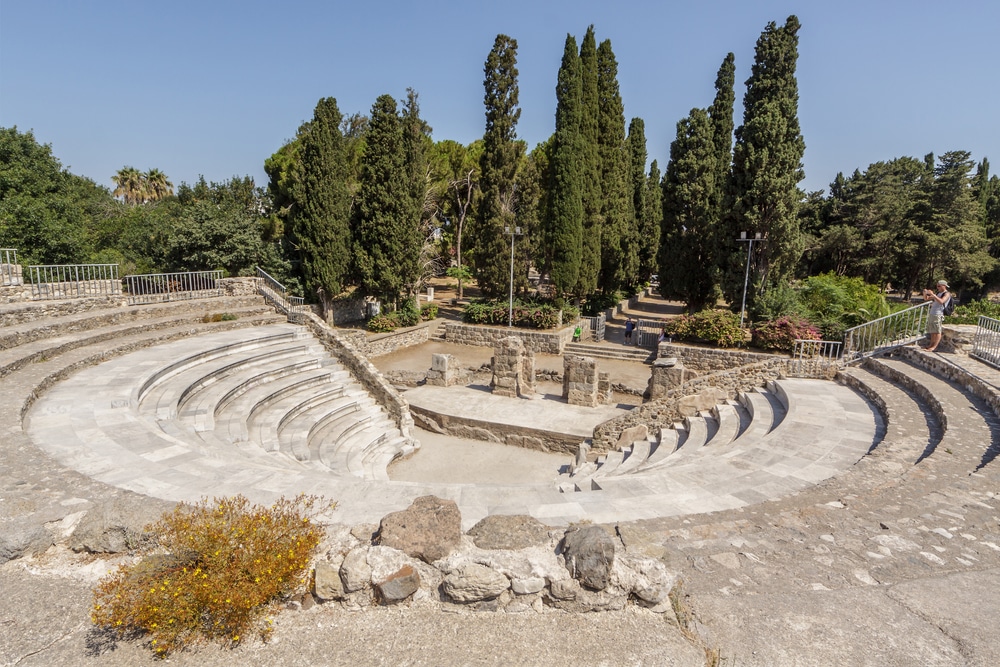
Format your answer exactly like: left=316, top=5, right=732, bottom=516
left=363, top=324, right=432, bottom=358
left=300, top=312, right=417, bottom=447
left=444, top=322, right=574, bottom=354
left=657, top=342, right=777, bottom=371
left=0, top=295, right=127, bottom=327
left=592, top=358, right=790, bottom=450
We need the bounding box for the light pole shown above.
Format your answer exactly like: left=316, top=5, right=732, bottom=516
left=736, top=232, right=764, bottom=328
left=505, top=226, right=522, bottom=327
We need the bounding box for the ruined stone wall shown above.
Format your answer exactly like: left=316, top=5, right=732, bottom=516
left=444, top=322, right=574, bottom=355
left=362, top=324, right=431, bottom=358
left=657, top=342, right=777, bottom=371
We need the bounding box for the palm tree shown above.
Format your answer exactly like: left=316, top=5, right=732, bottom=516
left=144, top=168, right=174, bottom=202
left=112, top=166, right=144, bottom=205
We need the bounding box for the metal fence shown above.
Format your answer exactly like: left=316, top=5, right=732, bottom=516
left=635, top=318, right=666, bottom=348
left=788, top=339, right=844, bottom=378
left=842, top=301, right=930, bottom=363
left=971, top=315, right=1000, bottom=369
left=256, top=267, right=304, bottom=315
left=124, top=270, right=223, bottom=305
left=1, top=248, right=21, bottom=286
left=28, top=264, right=121, bottom=300
left=584, top=314, right=606, bottom=342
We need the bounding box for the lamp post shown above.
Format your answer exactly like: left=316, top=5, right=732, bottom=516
left=505, top=226, right=522, bottom=327
left=736, top=232, right=764, bottom=328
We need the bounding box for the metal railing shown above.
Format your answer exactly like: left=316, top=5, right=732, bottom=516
left=635, top=318, right=665, bottom=348
left=584, top=314, right=606, bottom=342
left=788, top=339, right=844, bottom=378
left=256, top=267, right=304, bottom=315
left=971, top=315, right=1000, bottom=369
left=28, top=263, right=121, bottom=300
left=1, top=248, right=21, bottom=286
left=842, top=301, right=930, bottom=363
left=124, top=270, right=224, bottom=305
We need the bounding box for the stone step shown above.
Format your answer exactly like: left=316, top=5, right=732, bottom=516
left=562, top=342, right=654, bottom=363
left=222, top=369, right=344, bottom=443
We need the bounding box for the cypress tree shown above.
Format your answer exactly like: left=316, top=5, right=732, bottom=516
left=645, top=159, right=663, bottom=279
left=400, top=88, right=431, bottom=295
left=660, top=108, right=719, bottom=312
left=294, top=97, right=352, bottom=318
left=629, top=118, right=659, bottom=283
left=709, top=53, right=736, bottom=220
left=354, top=94, right=412, bottom=307
left=547, top=34, right=584, bottom=296
left=575, top=26, right=602, bottom=296
left=596, top=38, right=635, bottom=293
left=725, top=16, right=806, bottom=309
left=472, top=34, right=522, bottom=298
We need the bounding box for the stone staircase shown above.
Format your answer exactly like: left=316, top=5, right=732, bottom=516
left=563, top=340, right=655, bottom=363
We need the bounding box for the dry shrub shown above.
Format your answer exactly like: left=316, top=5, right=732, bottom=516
left=91, top=494, right=325, bottom=657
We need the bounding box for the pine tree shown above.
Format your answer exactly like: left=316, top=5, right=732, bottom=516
left=596, top=39, right=635, bottom=293
left=293, top=97, right=352, bottom=318
left=354, top=94, right=414, bottom=307
left=660, top=108, right=720, bottom=312
left=547, top=34, right=584, bottom=296
left=628, top=118, right=659, bottom=283
left=472, top=34, right=522, bottom=298
left=725, top=16, right=806, bottom=310
left=575, top=26, right=602, bottom=296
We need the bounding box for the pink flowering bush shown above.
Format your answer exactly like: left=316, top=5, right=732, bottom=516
left=751, top=316, right=821, bottom=352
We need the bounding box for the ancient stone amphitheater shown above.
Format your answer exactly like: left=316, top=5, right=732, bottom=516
left=2, top=282, right=999, bottom=666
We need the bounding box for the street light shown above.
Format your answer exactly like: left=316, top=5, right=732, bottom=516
left=505, top=226, right=522, bottom=327
left=736, top=232, right=764, bottom=328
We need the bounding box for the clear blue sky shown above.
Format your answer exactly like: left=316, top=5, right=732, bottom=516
left=2, top=0, right=997, bottom=196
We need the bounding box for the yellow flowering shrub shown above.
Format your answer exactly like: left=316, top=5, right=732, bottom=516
left=91, top=494, right=325, bottom=657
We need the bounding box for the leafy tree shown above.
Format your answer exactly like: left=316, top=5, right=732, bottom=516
left=472, top=34, right=523, bottom=298
left=575, top=26, right=602, bottom=296
left=546, top=34, right=583, bottom=296
left=0, top=126, right=104, bottom=264
left=596, top=38, right=635, bottom=293
left=427, top=139, right=481, bottom=298
left=293, top=97, right=353, bottom=314
left=354, top=94, right=420, bottom=306
left=660, top=108, right=720, bottom=312
left=628, top=118, right=659, bottom=284
left=724, top=16, right=806, bottom=311
left=144, top=168, right=174, bottom=202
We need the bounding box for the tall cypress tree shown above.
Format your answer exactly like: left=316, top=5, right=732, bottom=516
left=724, top=16, right=806, bottom=309
left=354, top=94, right=412, bottom=306
left=660, top=108, right=720, bottom=312
left=547, top=34, right=584, bottom=296
left=400, top=89, right=431, bottom=295
left=575, top=26, right=602, bottom=296
left=294, top=97, right=352, bottom=318
left=596, top=39, right=635, bottom=293
left=628, top=118, right=659, bottom=283
left=472, top=34, right=522, bottom=298
left=645, top=159, right=663, bottom=279
left=709, top=53, right=736, bottom=220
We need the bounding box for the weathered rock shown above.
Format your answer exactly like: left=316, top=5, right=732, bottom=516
left=547, top=586, right=629, bottom=613
left=511, top=576, right=546, bottom=595
left=614, top=424, right=649, bottom=450
left=68, top=496, right=169, bottom=553
left=466, top=514, right=552, bottom=550
left=314, top=559, right=346, bottom=601
left=377, top=495, right=462, bottom=564
left=340, top=547, right=372, bottom=593
left=549, top=578, right=580, bottom=600
left=376, top=565, right=420, bottom=603
left=562, top=525, right=617, bottom=591
left=0, top=522, right=51, bottom=565
left=442, top=562, right=510, bottom=602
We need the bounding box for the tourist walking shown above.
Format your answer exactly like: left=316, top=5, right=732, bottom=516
left=624, top=317, right=634, bottom=345
left=922, top=279, right=951, bottom=352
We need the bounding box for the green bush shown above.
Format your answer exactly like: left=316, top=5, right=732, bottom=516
left=91, top=495, right=324, bottom=657
left=751, top=316, right=821, bottom=352
left=366, top=314, right=397, bottom=332
left=749, top=284, right=806, bottom=322
left=396, top=299, right=420, bottom=328
left=799, top=273, right=890, bottom=328
left=582, top=291, right=622, bottom=316
left=665, top=310, right=745, bottom=348
left=463, top=299, right=575, bottom=330
left=947, top=298, right=1000, bottom=325
left=420, top=303, right=438, bottom=320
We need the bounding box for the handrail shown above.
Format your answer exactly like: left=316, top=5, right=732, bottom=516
left=842, top=301, right=931, bottom=363
left=256, top=267, right=304, bottom=316
left=971, top=315, right=1000, bottom=369
left=28, top=263, right=121, bottom=300
left=124, top=270, right=223, bottom=305
left=0, top=248, right=20, bottom=286
left=789, top=339, right=843, bottom=378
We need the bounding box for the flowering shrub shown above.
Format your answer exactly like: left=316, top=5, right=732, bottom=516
left=665, top=310, right=745, bottom=348
left=751, top=316, right=821, bottom=352
left=366, top=314, right=397, bottom=332
left=420, top=303, right=438, bottom=320
left=91, top=495, right=324, bottom=657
